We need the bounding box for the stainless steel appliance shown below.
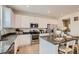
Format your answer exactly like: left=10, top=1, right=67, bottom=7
left=30, top=30, right=39, bottom=44
left=30, top=23, right=39, bottom=44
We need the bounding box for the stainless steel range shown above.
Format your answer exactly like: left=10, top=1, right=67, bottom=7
left=30, top=23, right=39, bottom=44
left=30, top=30, right=39, bottom=44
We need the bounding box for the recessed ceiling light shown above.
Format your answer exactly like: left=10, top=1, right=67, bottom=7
left=26, top=5, right=30, bottom=8
left=48, top=10, right=50, bottom=14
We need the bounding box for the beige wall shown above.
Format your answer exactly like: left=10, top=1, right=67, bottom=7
left=58, top=12, right=79, bottom=36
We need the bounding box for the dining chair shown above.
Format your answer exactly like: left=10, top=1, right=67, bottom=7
left=58, top=40, right=75, bottom=54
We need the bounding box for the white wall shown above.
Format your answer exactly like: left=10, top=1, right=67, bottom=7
left=58, top=12, right=79, bottom=36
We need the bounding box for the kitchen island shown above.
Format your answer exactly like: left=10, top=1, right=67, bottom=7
left=39, top=35, right=79, bottom=54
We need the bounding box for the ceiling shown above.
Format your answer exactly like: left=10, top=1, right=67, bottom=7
left=7, top=5, right=79, bottom=19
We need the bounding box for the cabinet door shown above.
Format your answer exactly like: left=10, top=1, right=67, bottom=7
left=11, top=9, right=15, bottom=28
left=39, top=37, right=58, bottom=54
left=0, top=6, right=2, bottom=30
left=21, top=16, right=30, bottom=28
left=3, top=7, right=12, bottom=28
left=15, top=35, right=32, bottom=48
left=15, top=15, right=22, bottom=28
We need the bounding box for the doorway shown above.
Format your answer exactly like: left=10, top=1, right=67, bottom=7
left=62, top=19, right=70, bottom=33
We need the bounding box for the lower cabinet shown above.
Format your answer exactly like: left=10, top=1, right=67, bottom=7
left=14, top=34, right=32, bottom=53
left=39, top=37, right=58, bottom=54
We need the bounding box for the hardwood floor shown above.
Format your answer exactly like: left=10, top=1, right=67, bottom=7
left=17, top=43, right=39, bottom=54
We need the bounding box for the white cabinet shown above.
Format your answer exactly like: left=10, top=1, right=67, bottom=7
left=0, top=6, right=2, bottom=30
left=2, top=6, right=14, bottom=28
left=14, top=15, right=22, bottom=28
left=14, top=35, right=32, bottom=53
left=39, top=37, right=58, bottom=54
left=11, top=10, right=15, bottom=28
left=21, top=16, right=30, bottom=28
left=15, top=15, right=57, bottom=28
left=15, top=35, right=32, bottom=46
left=15, top=15, right=30, bottom=28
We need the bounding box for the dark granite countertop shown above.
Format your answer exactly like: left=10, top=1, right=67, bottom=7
left=1, top=31, right=40, bottom=41
left=40, top=36, right=79, bottom=45
left=0, top=32, right=30, bottom=41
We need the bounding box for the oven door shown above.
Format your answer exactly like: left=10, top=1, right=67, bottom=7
left=31, top=34, right=39, bottom=44
left=32, top=34, right=39, bottom=40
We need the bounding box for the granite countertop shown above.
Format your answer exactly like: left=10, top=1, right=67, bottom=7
left=40, top=35, right=79, bottom=45
left=40, top=36, right=65, bottom=45
left=1, top=31, right=40, bottom=41
left=0, top=32, right=30, bottom=41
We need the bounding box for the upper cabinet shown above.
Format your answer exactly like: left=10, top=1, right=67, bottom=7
left=2, top=6, right=14, bottom=28
left=14, top=15, right=22, bottom=28
left=0, top=6, right=2, bottom=30
left=15, top=15, right=57, bottom=28
left=15, top=15, right=30, bottom=28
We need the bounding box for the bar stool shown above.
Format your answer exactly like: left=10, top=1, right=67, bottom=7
left=58, top=40, right=75, bottom=54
